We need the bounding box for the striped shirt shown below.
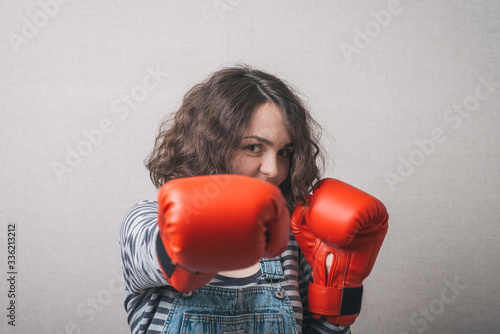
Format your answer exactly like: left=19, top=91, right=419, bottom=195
left=119, top=200, right=351, bottom=334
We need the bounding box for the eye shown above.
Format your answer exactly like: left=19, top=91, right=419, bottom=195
left=244, top=144, right=262, bottom=153
left=278, top=149, right=293, bottom=160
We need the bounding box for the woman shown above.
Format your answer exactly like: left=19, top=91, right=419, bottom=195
left=119, top=66, right=355, bottom=333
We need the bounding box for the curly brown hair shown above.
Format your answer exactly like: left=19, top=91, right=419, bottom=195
left=145, top=65, right=324, bottom=211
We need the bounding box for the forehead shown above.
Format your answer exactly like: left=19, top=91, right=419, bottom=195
left=245, top=103, right=292, bottom=144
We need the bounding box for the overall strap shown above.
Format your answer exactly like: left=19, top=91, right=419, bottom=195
left=259, top=257, right=285, bottom=282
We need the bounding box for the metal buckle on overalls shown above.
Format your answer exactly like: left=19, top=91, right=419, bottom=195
left=181, top=291, right=195, bottom=299
left=260, top=257, right=286, bottom=300
left=274, top=289, right=285, bottom=299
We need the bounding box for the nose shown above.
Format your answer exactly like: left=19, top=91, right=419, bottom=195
left=259, top=155, right=280, bottom=181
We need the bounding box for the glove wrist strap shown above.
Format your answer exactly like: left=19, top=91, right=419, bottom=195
left=156, top=232, right=175, bottom=278
left=308, top=282, right=363, bottom=317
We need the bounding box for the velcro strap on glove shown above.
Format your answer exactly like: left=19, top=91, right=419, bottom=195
left=308, top=282, right=363, bottom=316
left=156, top=232, right=175, bottom=277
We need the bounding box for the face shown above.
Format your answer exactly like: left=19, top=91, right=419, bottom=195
left=230, top=102, right=294, bottom=186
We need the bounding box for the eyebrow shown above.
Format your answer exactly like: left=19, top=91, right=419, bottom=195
left=242, top=136, right=294, bottom=148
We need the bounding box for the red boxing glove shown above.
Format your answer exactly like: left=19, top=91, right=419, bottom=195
left=291, top=178, right=388, bottom=325
left=156, top=174, right=290, bottom=292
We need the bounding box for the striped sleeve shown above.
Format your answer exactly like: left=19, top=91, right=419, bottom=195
left=119, top=201, right=168, bottom=296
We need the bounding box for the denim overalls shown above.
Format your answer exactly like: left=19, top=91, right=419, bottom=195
left=162, top=257, right=299, bottom=334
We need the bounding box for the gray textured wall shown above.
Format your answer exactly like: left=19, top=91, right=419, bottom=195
left=1, top=0, right=499, bottom=333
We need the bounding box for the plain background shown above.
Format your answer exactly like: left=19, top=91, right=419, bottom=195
left=1, top=0, right=499, bottom=333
